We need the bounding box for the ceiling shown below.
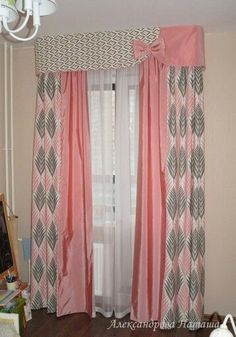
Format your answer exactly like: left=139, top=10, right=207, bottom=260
left=39, top=0, right=236, bottom=34
left=3, top=0, right=236, bottom=45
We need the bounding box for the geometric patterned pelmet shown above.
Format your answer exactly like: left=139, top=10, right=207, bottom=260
left=35, top=27, right=160, bottom=74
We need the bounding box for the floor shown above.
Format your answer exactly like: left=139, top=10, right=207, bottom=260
left=21, top=310, right=218, bottom=337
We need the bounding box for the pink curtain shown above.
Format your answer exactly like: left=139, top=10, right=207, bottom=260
left=131, top=26, right=205, bottom=326
left=131, top=57, right=167, bottom=321
left=57, top=72, right=93, bottom=316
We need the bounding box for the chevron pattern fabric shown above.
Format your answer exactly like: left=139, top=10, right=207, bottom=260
left=160, top=66, right=205, bottom=327
left=34, top=27, right=160, bottom=74
left=31, top=72, right=62, bottom=313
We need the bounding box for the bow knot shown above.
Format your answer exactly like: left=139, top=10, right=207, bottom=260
left=133, top=37, right=165, bottom=62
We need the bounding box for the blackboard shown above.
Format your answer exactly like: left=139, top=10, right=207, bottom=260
left=0, top=196, right=14, bottom=277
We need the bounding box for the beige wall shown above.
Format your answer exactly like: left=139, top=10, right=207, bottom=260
left=204, top=32, right=236, bottom=316
left=13, top=46, right=36, bottom=281
left=0, top=44, right=15, bottom=206
left=11, top=32, right=236, bottom=315
left=0, top=44, right=5, bottom=193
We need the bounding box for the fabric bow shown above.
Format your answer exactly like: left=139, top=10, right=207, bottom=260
left=133, top=37, right=165, bottom=62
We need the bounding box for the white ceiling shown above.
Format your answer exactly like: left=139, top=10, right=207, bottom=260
left=39, top=0, right=236, bottom=35
left=4, top=0, right=236, bottom=45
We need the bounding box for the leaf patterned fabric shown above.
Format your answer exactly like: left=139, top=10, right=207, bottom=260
left=161, top=66, right=205, bottom=327
left=31, top=73, right=62, bottom=313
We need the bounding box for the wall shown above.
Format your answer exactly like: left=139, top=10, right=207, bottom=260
left=11, top=32, right=236, bottom=315
left=0, top=44, right=15, bottom=209
left=13, top=46, right=36, bottom=281
left=204, top=31, right=236, bottom=316
left=0, top=44, right=5, bottom=193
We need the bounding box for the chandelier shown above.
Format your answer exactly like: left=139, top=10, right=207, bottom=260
left=0, top=0, right=56, bottom=41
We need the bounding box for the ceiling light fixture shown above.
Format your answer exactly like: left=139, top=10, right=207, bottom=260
left=0, top=0, right=56, bottom=42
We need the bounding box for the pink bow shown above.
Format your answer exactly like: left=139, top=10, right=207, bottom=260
left=133, top=37, right=165, bottom=62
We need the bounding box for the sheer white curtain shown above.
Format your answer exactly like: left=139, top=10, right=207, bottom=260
left=88, top=65, right=139, bottom=318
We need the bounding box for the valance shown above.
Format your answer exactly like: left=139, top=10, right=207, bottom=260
left=159, top=25, right=205, bottom=66
left=34, top=27, right=159, bottom=74
left=34, top=25, right=205, bottom=74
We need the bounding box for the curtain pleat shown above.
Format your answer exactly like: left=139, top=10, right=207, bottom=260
left=131, top=57, right=166, bottom=322
left=57, top=71, right=93, bottom=316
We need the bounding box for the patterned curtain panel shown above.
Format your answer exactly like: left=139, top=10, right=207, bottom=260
left=31, top=73, right=62, bottom=313
left=160, top=66, right=205, bottom=327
